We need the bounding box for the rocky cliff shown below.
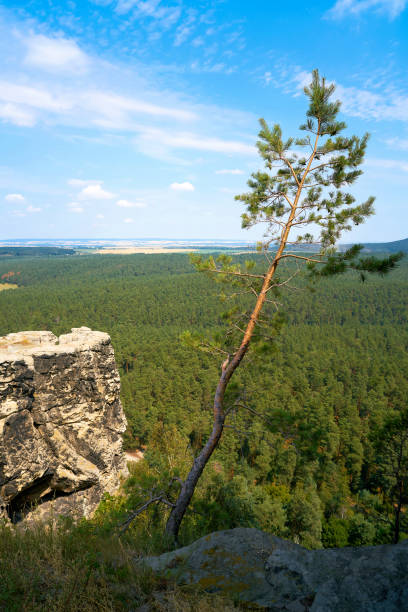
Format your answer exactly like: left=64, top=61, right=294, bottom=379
left=0, top=327, right=127, bottom=523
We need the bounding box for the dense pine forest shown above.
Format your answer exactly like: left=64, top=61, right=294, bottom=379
left=0, top=252, right=407, bottom=549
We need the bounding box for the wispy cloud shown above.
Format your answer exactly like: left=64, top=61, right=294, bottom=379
left=114, top=0, right=182, bottom=37
left=335, top=84, right=408, bottom=122
left=67, top=202, right=84, bottom=213
left=0, top=80, right=70, bottom=113
left=365, top=157, right=408, bottom=172
left=326, top=0, right=407, bottom=20
left=174, top=10, right=197, bottom=46
left=0, top=78, right=196, bottom=131
left=0, top=103, right=36, bottom=127
left=276, top=66, right=408, bottom=124
left=68, top=179, right=102, bottom=188
left=385, top=137, right=408, bottom=151
left=123, top=217, right=134, bottom=223
left=116, top=198, right=146, bottom=207
left=26, top=204, right=42, bottom=213
left=82, top=90, right=197, bottom=125
left=137, top=127, right=255, bottom=156
left=219, top=187, right=236, bottom=193
left=215, top=169, right=244, bottom=175
left=0, top=28, right=256, bottom=166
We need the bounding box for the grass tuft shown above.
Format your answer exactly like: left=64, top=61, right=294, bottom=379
left=0, top=517, right=241, bottom=611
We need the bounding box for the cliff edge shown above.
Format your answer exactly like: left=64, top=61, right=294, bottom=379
left=0, top=327, right=127, bottom=523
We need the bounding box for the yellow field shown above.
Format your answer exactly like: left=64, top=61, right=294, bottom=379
left=0, top=283, right=18, bottom=291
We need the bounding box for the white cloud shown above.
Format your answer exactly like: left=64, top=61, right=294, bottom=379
left=116, top=199, right=146, bottom=208
left=335, top=84, right=408, bottom=122
left=220, top=187, right=237, bottom=193
left=5, top=193, right=25, bottom=202
left=124, top=217, right=134, bottom=223
left=326, top=0, right=407, bottom=19
left=0, top=25, right=254, bottom=160
left=82, top=90, right=197, bottom=124
left=170, top=181, right=195, bottom=191
left=96, top=214, right=105, bottom=219
left=286, top=68, right=408, bottom=124
left=263, top=72, right=272, bottom=85
left=24, top=34, right=89, bottom=73
left=0, top=79, right=196, bottom=129
left=174, top=24, right=195, bottom=46
left=26, top=205, right=41, bottom=213
left=12, top=210, right=26, bottom=217
left=115, top=0, right=182, bottom=31
left=365, top=158, right=408, bottom=172
left=78, top=184, right=116, bottom=200
left=138, top=128, right=255, bottom=155
left=67, top=202, right=84, bottom=213
left=68, top=178, right=102, bottom=187
left=0, top=80, right=70, bottom=113
left=174, top=12, right=197, bottom=47
left=386, top=137, right=408, bottom=151
left=0, top=103, right=35, bottom=127
left=292, top=71, right=313, bottom=91
left=215, top=169, right=244, bottom=175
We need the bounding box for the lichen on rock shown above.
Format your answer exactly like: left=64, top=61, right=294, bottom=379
left=0, top=327, right=128, bottom=523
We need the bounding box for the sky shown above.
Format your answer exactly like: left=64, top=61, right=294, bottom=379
left=0, top=0, right=408, bottom=241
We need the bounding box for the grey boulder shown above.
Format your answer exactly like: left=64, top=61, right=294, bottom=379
left=143, top=527, right=408, bottom=611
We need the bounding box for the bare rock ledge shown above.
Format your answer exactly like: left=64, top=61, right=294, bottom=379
left=143, top=527, right=408, bottom=611
left=0, top=327, right=128, bottom=523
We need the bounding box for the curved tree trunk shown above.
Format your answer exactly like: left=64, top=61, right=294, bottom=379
left=164, top=346, right=246, bottom=540
left=165, top=127, right=321, bottom=542
left=165, top=235, right=289, bottom=541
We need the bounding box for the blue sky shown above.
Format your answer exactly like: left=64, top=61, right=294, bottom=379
left=1, top=0, right=407, bottom=241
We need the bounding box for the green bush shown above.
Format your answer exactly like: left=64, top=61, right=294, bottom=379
left=322, top=517, right=349, bottom=548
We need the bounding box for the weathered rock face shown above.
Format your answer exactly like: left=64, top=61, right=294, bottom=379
left=0, top=327, right=128, bottom=523
left=144, top=528, right=408, bottom=611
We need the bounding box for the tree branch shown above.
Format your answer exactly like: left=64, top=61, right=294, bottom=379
left=208, top=269, right=265, bottom=279
left=119, top=494, right=175, bottom=534
left=279, top=253, right=324, bottom=264
left=280, top=155, right=300, bottom=187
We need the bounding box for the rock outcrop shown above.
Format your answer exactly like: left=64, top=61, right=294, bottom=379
left=143, top=528, right=408, bottom=611
left=0, top=327, right=127, bottom=523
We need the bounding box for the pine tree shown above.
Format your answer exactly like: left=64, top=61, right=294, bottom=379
left=118, top=70, right=403, bottom=542
left=163, top=70, right=403, bottom=541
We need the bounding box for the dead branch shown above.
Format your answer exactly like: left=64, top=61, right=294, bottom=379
left=119, top=494, right=175, bottom=534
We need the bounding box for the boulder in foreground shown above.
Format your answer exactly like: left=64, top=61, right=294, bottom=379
left=143, top=527, right=408, bottom=611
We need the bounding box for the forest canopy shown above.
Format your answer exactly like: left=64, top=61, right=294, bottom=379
left=0, top=251, right=406, bottom=547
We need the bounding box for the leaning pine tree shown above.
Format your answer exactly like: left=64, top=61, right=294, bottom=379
left=121, top=70, right=402, bottom=542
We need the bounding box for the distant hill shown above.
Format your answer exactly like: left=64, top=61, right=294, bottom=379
left=0, top=247, right=76, bottom=257
left=343, top=238, right=408, bottom=254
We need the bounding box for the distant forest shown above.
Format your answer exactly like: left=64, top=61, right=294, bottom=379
left=0, top=252, right=407, bottom=548
left=0, top=247, right=76, bottom=257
